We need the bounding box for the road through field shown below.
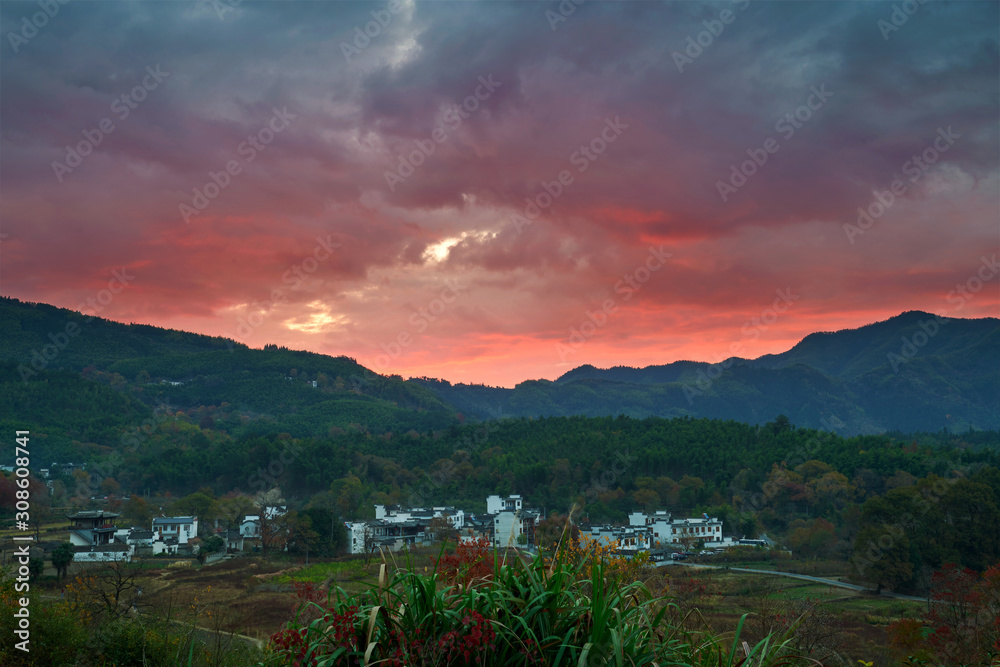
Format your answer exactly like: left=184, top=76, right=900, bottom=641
left=660, top=561, right=927, bottom=602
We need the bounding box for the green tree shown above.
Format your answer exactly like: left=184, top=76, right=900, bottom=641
left=851, top=525, right=913, bottom=593
left=334, top=475, right=364, bottom=519
left=51, top=542, right=75, bottom=581
left=28, top=557, right=44, bottom=583
left=169, top=491, right=218, bottom=534
left=121, top=495, right=153, bottom=527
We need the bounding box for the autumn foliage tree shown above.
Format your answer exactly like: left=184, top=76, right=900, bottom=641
left=923, top=563, right=1000, bottom=664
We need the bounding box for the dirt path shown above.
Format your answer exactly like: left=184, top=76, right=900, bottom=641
left=660, top=561, right=927, bottom=602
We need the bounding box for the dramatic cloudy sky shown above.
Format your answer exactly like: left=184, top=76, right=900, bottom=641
left=1, top=0, right=997, bottom=386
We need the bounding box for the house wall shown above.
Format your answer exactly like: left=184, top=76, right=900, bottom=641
left=72, top=550, right=132, bottom=563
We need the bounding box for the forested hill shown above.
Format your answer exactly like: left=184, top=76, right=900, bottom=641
left=0, top=297, right=457, bottom=461
left=2, top=296, right=998, bottom=454
left=410, top=311, right=1000, bottom=435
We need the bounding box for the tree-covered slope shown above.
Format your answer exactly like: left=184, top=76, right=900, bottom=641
left=0, top=297, right=458, bottom=461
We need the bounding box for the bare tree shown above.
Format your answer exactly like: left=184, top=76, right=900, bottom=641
left=251, top=489, right=289, bottom=558
left=217, top=493, right=255, bottom=529
left=67, top=557, right=147, bottom=621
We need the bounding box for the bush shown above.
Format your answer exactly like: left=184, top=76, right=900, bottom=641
left=262, top=547, right=814, bottom=666
left=0, top=575, right=88, bottom=666
left=91, top=618, right=178, bottom=667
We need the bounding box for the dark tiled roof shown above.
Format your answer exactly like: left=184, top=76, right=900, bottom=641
left=67, top=511, right=120, bottom=520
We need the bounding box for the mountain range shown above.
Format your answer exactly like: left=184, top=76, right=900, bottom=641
left=413, top=310, right=1000, bottom=435
left=2, top=296, right=998, bottom=444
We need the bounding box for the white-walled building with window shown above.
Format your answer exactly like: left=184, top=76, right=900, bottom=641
left=628, top=510, right=726, bottom=547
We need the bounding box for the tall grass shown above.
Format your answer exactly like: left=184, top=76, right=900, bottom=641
left=262, top=541, right=824, bottom=667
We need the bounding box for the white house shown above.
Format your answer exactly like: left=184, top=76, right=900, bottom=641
left=224, top=528, right=245, bottom=553
left=486, top=494, right=522, bottom=514
left=586, top=524, right=653, bottom=553
left=113, top=527, right=154, bottom=557
left=73, top=543, right=132, bottom=562
left=67, top=511, right=132, bottom=562
left=152, top=516, right=199, bottom=545
left=241, top=516, right=262, bottom=539
left=628, top=510, right=724, bottom=547
left=346, top=504, right=468, bottom=555
left=347, top=519, right=432, bottom=555
left=374, top=504, right=465, bottom=529
left=488, top=495, right=539, bottom=549
left=68, top=511, right=120, bottom=548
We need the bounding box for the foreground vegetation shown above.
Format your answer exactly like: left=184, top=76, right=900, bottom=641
left=2, top=541, right=998, bottom=666
left=261, top=539, right=1000, bottom=666
left=263, top=539, right=822, bottom=667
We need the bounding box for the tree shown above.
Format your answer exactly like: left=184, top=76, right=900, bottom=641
left=201, top=535, right=225, bottom=554
left=631, top=488, right=659, bottom=512
left=426, top=516, right=458, bottom=544
left=51, top=542, right=75, bottom=581
left=939, top=480, right=1000, bottom=572
left=286, top=512, right=320, bottom=564
left=218, top=493, right=255, bottom=529
left=334, top=475, right=364, bottom=519
left=533, top=511, right=579, bottom=553
left=924, top=563, right=1000, bottom=664
left=851, top=525, right=913, bottom=593
left=121, top=495, right=153, bottom=527
left=100, top=477, right=121, bottom=497
left=251, top=488, right=289, bottom=558
left=170, top=491, right=218, bottom=534
left=67, top=558, right=145, bottom=621
left=28, top=557, right=44, bottom=582
left=301, top=500, right=346, bottom=556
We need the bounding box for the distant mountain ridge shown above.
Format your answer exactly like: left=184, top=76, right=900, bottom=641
left=410, top=311, right=1000, bottom=435
left=1, top=296, right=997, bottom=437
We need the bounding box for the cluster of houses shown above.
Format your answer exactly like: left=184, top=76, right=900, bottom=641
left=346, top=495, right=742, bottom=557
left=66, top=508, right=282, bottom=562
left=66, top=494, right=755, bottom=563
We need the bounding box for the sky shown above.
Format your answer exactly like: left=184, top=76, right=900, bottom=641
left=1, top=0, right=998, bottom=387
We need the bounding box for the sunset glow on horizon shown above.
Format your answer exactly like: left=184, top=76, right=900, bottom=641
left=2, top=1, right=997, bottom=388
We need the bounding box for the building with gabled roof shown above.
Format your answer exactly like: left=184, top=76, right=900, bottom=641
left=67, top=510, right=120, bottom=548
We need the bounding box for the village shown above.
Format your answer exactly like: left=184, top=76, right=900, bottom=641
left=65, top=506, right=282, bottom=562
left=61, top=493, right=769, bottom=564
left=345, top=494, right=767, bottom=560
